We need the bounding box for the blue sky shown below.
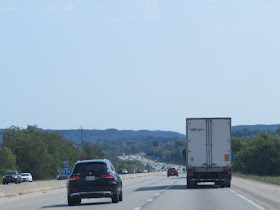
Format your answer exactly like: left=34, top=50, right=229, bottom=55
left=0, top=0, right=280, bottom=134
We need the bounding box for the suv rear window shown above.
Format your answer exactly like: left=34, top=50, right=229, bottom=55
left=5, top=171, right=16, bottom=175
left=169, top=168, right=176, bottom=170
left=73, top=162, right=108, bottom=175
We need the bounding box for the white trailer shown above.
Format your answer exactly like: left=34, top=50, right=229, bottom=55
left=186, top=118, right=232, bottom=188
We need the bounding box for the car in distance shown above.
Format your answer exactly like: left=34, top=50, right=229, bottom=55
left=67, top=159, right=123, bottom=206
left=3, top=171, right=21, bottom=184
left=136, top=168, right=142, bottom=173
left=121, top=169, right=128, bottom=174
left=20, top=173, right=33, bottom=182
left=167, top=168, right=178, bottom=177
left=57, top=171, right=68, bottom=180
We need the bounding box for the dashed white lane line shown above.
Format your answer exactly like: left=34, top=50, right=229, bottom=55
left=134, top=180, right=179, bottom=210
left=229, top=189, right=266, bottom=210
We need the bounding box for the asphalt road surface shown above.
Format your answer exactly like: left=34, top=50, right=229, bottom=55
left=0, top=173, right=273, bottom=210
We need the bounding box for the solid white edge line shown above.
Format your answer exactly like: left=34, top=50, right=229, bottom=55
left=229, top=189, right=266, bottom=210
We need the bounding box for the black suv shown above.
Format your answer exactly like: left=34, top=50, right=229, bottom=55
left=3, top=171, right=21, bottom=184
left=67, top=159, right=122, bottom=206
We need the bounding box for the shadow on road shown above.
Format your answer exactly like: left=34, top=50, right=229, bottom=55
left=186, top=184, right=219, bottom=190
left=135, top=185, right=170, bottom=191
left=41, top=201, right=111, bottom=208
left=135, top=184, right=219, bottom=192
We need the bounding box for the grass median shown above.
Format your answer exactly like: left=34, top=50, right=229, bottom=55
left=233, top=172, right=280, bottom=186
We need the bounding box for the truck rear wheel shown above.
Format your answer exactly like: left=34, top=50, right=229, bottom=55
left=226, top=181, right=231, bottom=188
left=187, top=181, right=196, bottom=189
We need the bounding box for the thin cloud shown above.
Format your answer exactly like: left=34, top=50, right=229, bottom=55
left=146, top=0, right=159, bottom=9
left=63, top=3, right=75, bottom=11
left=0, top=7, right=17, bottom=12
left=45, top=5, right=57, bottom=12
left=104, top=14, right=160, bottom=23
left=45, top=3, right=75, bottom=12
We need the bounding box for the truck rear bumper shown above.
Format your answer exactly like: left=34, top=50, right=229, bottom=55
left=187, top=178, right=231, bottom=182
left=187, top=170, right=231, bottom=182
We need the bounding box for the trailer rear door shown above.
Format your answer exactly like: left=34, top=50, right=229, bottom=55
left=211, top=118, right=231, bottom=167
left=187, top=119, right=207, bottom=167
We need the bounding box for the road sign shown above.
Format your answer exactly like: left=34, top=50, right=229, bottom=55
left=64, top=161, right=69, bottom=176
left=232, top=152, right=235, bottom=163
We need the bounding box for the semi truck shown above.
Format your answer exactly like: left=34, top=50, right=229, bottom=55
left=186, top=118, right=232, bottom=188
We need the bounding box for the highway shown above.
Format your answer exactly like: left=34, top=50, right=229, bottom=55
left=1, top=173, right=278, bottom=210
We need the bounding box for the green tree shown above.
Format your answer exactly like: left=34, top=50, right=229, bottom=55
left=232, top=137, right=244, bottom=154
left=234, top=132, right=280, bottom=176
left=0, top=147, right=17, bottom=175
left=145, top=163, right=152, bottom=170
left=1, top=125, right=79, bottom=179
left=81, top=142, right=104, bottom=160
left=153, top=140, right=159, bottom=147
left=276, top=126, right=280, bottom=135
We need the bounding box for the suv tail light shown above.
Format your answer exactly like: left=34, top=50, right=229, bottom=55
left=69, top=176, right=80, bottom=181
left=101, top=174, right=114, bottom=179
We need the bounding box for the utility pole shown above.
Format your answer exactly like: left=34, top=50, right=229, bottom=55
left=79, top=126, right=83, bottom=160
left=81, top=126, right=83, bottom=148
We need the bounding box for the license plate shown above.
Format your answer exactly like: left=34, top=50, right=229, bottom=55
left=86, top=176, right=95, bottom=181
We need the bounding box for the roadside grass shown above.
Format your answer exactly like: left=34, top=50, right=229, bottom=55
left=233, top=172, right=280, bottom=186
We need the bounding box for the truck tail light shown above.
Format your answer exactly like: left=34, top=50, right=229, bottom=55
left=101, top=174, right=114, bottom=179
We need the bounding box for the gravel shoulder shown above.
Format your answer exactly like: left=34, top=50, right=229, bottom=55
left=232, top=176, right=280, bottom=210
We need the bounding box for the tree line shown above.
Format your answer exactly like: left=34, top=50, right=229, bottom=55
left=232, top=128, right=280, bottom=176
left=0, top=125, right=150, bottom=180
left=0, top=126, right=104, bottom=179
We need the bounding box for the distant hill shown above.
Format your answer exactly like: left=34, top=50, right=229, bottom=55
left=44, top=124, right=280, bottom=140
left=1, top=124, right=280, bottom=144
left=232, top=124, right=280, bottom=132
left=231, top=124, right=280, bottom=138
left=44, top=129, right=185, bottom=145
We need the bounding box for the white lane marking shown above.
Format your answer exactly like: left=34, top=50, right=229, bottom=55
left=135, top=178, right=180, bottom=210
left=229, top=189, right=265, bottom=210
